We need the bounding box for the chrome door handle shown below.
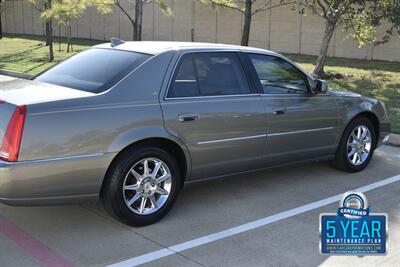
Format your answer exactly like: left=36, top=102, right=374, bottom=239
left=178, top=114, right=199, bottom=122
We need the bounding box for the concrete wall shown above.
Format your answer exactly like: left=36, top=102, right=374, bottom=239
left=2, top=0, right=400, bottom=61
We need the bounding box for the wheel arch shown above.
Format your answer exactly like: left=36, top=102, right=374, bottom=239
left=343, top=111, right=380, bottom=148
left=101, top=136, right=191, bottom=197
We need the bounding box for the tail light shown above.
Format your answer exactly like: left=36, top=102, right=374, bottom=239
left=0, top=105, right=27, bottom=162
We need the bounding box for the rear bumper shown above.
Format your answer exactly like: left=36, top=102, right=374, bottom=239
left=0, top=153, right=116, bottom=206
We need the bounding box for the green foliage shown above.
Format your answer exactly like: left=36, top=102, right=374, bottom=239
left=40, top=0, right=114, bottom=24
left=198, top=0, right=239, bottom=11
left=351, top=0, right=400, bottom=46
left=297, top=0, right=400, bottom=47
left=153, top=0, right=172, bottom=16
left=41, top=0, right=85, bottom=25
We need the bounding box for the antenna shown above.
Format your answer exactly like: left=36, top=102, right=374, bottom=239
left=111, top=38, right=125, bottom=47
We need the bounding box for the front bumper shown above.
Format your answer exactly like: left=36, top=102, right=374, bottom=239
left=0, top=153, right=116, bottom=206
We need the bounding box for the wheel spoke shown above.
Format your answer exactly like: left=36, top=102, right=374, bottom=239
left=124, top=184, right=140, bottom=191
left=156, top=173, right=170, bottom=184
left=130, top=169, right=143, bottom=182
left=139, top=197, right=147, bottom=214
left=128, top=192, right=141, bottom=206
left=362, top=137, right=371, bottom=144
left=352, top=153, right=358, bottom=164
left=348, top=148, right=356, bottom=157
left=348, top=142, right=357, bottom=148
left=351, top=132, right=358, bottom=142
left=143, top=160, right=150, bottom=176
left=151, top=161, right=162, bottom=178
left=360, top=127, right=368, bottom=140
left=149, top=195, right=158, bottom=209
left=357, top=127, right=362, bottom=139
left=155, top=187, right=169, bottom=195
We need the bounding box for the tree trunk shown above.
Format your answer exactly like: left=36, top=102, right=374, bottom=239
left=44, top=1, right=50, bottom=46
left=48, top=21, right=54, bottom=61
left=42, top=1, right=54, bottom=60
left=314, top=20, right=335, bottom=77
left=241, top=0, right=252, bottom=46
left=133, top=0, right=143, bottom=41
left=45, top=22, right=50, bottom=46
left=0, top=10, right=3, bottom=39
left=67, top=24, right=72, bottom=53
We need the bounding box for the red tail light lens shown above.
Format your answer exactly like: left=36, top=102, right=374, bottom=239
left=0, top=105, right=27, bottom=162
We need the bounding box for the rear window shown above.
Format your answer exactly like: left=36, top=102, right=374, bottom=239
left=35, top=48, right=151, bottom=93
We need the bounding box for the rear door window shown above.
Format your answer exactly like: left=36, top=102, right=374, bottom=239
left=168, top=52, right=250, bottom=98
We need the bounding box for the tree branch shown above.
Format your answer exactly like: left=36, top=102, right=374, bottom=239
left=252, top=0, right=295, bottom=16
left=115, top=1, right=135, bottom=26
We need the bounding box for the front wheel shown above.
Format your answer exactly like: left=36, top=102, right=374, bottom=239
left=101, top=146, right=181, bottom=226
left=332, top=117, right=376, bottom=172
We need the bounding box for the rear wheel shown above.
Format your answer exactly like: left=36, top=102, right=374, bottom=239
left=102, top=146, right=181, bottom=226
left=332, top=117, right=376, bottom=172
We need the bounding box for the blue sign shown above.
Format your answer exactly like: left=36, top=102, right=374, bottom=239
left=320, top=192, right=387, bottom=255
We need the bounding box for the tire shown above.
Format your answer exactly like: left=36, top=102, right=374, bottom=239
left=331, top=117, right=376, bottom=172
left=101, top=145, right=181, bottom=226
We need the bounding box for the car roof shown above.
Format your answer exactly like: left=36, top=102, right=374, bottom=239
left=94, top=41, right=280, bottom=56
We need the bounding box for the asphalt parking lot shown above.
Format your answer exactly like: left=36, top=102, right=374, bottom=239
left=0, top=145, right=399, bottom=267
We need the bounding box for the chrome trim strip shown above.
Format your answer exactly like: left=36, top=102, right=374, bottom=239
left=175, top=80, right=197, bottom=82
left=166, top=94, right=260, bottom=101
left=0, top=153, right=107, bottom=166
left=267, top=127, right=335, bottom=137
left=197, top=134, right=267, bottom=145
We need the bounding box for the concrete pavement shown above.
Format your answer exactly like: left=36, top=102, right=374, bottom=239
left=0, top=145, right=399, bottom=267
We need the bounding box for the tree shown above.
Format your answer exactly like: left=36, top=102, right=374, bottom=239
left=198, top=0, right=295, bottom=46
left=102, top=0, right=171, bottom=41
left=42, top=0, right=88, bottom=53
left=0, top=0, right=6, bottom=39
left=28, top=0, right=54, bottom=61
left=350, top=0, right=400, bottom=47
left=296, top=0, right=400, bottom=78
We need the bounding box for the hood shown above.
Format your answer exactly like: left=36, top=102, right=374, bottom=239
left=0, top=78, right=94, bottom=106
left=328, top=89, right=362, bottom=98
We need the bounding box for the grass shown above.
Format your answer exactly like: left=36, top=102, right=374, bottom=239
left=0, top=34, right=101, bottom=74
left=0, top=34, right=399, bottom=133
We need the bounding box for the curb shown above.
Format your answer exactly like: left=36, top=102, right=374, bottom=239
left=385, top=133, right=400, bottom=147
left=0, top=69, right=33, bottom=79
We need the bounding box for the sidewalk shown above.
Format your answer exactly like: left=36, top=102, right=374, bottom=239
left=386, top=133, right=400, bottom=147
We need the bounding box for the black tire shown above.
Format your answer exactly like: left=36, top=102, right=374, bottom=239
left=331, top=117, right=376, bottom=172
left=101, top=145, right=181, bottom=226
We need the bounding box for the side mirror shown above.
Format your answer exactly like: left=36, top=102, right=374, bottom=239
left=313, top=79, right=328, bottom=94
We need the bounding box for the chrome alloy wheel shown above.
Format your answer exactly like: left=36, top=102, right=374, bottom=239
left=123, top=158, right=172, bottom=215
left=346, top=125, right=372, bottom=166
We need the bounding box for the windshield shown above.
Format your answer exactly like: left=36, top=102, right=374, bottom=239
left=35, top=48, right=151, bottom=93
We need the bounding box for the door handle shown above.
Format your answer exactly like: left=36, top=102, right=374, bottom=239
left=272, top=108, right=286, bottom=116
left=178, top=114, right=199, bottom=122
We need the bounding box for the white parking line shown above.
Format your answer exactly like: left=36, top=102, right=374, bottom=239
left=108, top=174, right=400, bottom=267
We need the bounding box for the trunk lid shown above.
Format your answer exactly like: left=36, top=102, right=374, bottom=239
left=0, top=78, right=94, bottom=106
left=0, top=101, right=16, bottom=148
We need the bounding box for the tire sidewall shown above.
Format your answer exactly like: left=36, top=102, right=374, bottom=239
left=103, top=146, right=181, bottom=226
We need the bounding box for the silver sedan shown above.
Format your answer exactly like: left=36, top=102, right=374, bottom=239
left=0, top=40, right=390, bottom=226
